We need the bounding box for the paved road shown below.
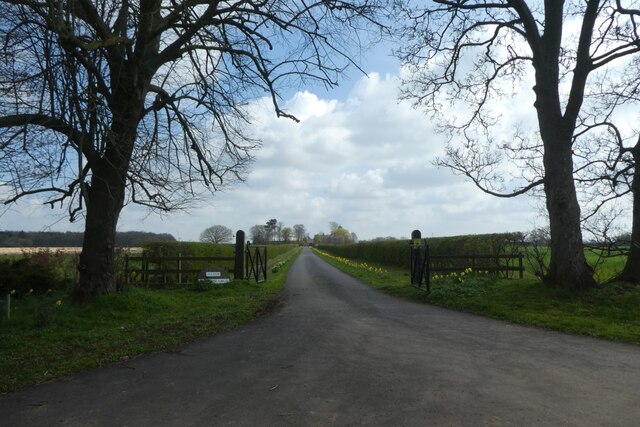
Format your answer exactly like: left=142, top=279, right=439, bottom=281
left=2, top=248, right=640, bottom=426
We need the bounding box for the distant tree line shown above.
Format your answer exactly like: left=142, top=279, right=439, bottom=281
left=0, top=231, right=175, bottom=247
left=313, top=222, right=358, bottom=245
left=224, top=220, right=361, bottom=246
left=249, top=220, right=308, bottom=245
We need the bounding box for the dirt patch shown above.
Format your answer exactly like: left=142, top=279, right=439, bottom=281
left=253, top=294, right=286, bottom=319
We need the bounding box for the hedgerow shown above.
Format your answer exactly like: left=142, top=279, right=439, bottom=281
left=316, top=233, right=523, bottom=269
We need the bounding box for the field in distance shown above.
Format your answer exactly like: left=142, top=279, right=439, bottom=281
left=0, top=247, right=143, bottom=255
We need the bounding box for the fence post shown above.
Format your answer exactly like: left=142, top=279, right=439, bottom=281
left=425, top=241, right=430, bottom=292
left=519, top=254, right=524, bottom=279
left=264, top=246, right=268, bottom=281
left=410, top=230, right=422, bottom=285
left=124, top=254, right=129, bottom=288
left=234, top=230, right=246, bottom=280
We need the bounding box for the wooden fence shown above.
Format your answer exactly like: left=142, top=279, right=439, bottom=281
left=124, top=254, right=236, bottom=287
left=430, top=253, right=524, bottom=278
left=122, top=230, right=268, bottom=287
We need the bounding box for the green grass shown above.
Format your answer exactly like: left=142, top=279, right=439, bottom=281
left=584, top=249, right=628, bottom=282
left=0, top=247, right=301, bottom=394
left=314, top=248, right=640, bottom=345
left=520, top=245, right=628, bottom=282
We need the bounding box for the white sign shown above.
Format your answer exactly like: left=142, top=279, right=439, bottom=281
left=199, top=266, right=230, bottom=285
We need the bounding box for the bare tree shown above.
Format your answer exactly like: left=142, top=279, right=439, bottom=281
left=521, top=226, right=552, bottom=279
left=265, top=218, right=277, bottom=243
left=276, top=221, right=284, bottom=244
left=621, top=141, right=640, bottom=282
left=574, top=64, right=640, bottom=283
left=199, top=225, right=233, bottom=244
left=572, top=120, right=639, bottom=283
left=395, top=0, right=640, bottom=289
left=0, top=0, right=384, bottom=301
left=250, top=224, right=268, bottom=245
left=282, top=226, right=293, bottom=243
left=293, top=224, right=306, bottom=243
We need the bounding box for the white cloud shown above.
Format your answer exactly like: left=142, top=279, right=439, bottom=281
left=2, top=72, right=540, bottom=241
left=0, top=197, right=85, bottom=233
left=182, top=72, right=539, bottom=240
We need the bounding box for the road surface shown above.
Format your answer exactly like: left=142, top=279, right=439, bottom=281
left=2, top=248, right=640, bottom=426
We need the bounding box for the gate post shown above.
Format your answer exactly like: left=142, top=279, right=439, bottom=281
left=410, top=230, right=423, bottom=286
left=234, top=230, right=246, bottom=280
left=410, top=229, right=430, bottom=292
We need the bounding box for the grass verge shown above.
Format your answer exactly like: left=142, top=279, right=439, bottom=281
left=0, top=247, right=301, bottom=394
left=313, top=249, right=640, bottom=345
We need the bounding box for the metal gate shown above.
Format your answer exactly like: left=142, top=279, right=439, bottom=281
left=245, top=243, right=267, bottom=283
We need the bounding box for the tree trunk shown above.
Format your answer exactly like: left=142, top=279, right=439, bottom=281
left=542, top=133, right=598, bottom=289
left=73, top=122, right=137, bottom=303
left=531, top=21, right=598, bottom=289
left=70, top=51, right=151, bottom=303
left=618, top=145, right=640, bottom=283
left=74, top=173, right=124, bottom=303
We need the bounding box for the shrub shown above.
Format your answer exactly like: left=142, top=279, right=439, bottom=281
left=24, top=248, right=78, bottom=286
left=0, top=258, right=64, bottom=296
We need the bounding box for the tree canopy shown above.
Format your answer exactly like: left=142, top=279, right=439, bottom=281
left=0, top=0, right=384, bottom=301
left=199, top=225, right=233, bottom=244
left=395, top=0, right=640, bottom=288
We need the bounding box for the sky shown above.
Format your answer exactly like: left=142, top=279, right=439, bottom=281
left=0, top=44, right=543, bottom=242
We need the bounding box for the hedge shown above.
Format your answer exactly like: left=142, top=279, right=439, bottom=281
left=317, top=233, right=524, bottom=270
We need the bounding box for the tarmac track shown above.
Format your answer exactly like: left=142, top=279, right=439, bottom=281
left=2, top=247, right=640, bottom=426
